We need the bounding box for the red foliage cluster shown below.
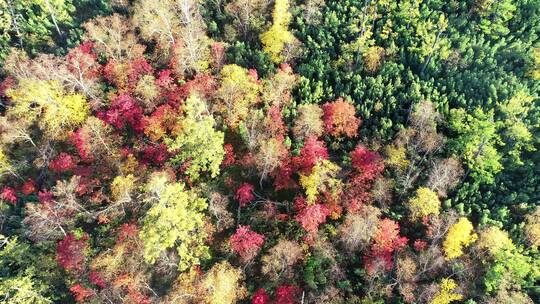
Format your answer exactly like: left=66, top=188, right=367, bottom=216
left=230, top=225, right=265, bottom=262
left=413, top=239, right=428, bottom=251
left=251, top=288, right=270, bottom=304
left=112, top=274, right=151, bottom=304
left=295, top=203, right=330, bottom=235
left=140, top=144, right=169, bottom=165
left=221, top=144, right=236, bottom=167
left=248, top=69, right=259, bottom=83
left=0, top=187, right=17, bottom=205
left=143, top=104, right=180, bottom=141
left=266, top=106, right=287, bottom=141
left=271, top=158, right=297, bottom=191
left=275, top=285, right=302, bottom=304
left=155, top=69, right=182, bottom=106
left=71, top=129, right=91, bottom=161
left=322, top=98, right=360, bottom=137
left=343, top=145, right=384, bottom=213
left=103, top=57, right=153, bottom=91
left=0, top=76, right=16, bottom=97
left=49, top=152, right=77, bottom=173
left=178, top=74, right=217, bottom=100
left=211, top=42, right=226, bottom=68
left=89, top=271, right=106, bottom=289
left=292, top=136, right=329, bottom=175
left=66, top=42, right=100, bottom=79
left=21, top=178, right=36, bottom=196
left=350, top=145, right=384, bottom=181
left=98, top=94, right=146, bottom=133
left=38, top=190, right=53, bottom=203
left=251, top=285, right=301, bottom=304
left=56, top=233, right=89, bottom=273
left=235, top=183, right=255, bottom=207
left=365, top=219, right=408, bottom=274
left=116, top=223, right=139, bottom=244
left=69, top=284, right=95, bottom=303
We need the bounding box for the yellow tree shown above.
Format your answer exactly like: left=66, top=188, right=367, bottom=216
left=476, top=226, right=515, bottom=257
left=110, top=174, right=137, bottom=203
left=385, top=144, right=409, bottom=172
left=530, top=48, right=540, bottom=80
left=0, top=149, right=16, bottom=180
left=201, top=261, right=247, bottom=304
left=260, top=0, right=294, bottom=63
left=167, top=94, right=225, bottom=180
left=406, top=187, right=441, bottom=221
left=139, top=172, right=209, bottom=270
left=300, top=160, right=341, bottom=204
left=7, top=79, right=88, bottom=139
left=215, top=64, right=260, bottom=128
left=443, top=217, right=477, bottom=260
left=432, top=278, right=463, bottom=304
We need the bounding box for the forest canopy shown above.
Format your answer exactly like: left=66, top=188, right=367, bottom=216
left=0, top=0, right=539, bottom=303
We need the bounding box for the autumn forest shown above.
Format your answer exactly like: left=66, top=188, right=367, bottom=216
left=0, top=0, right=540, bottom=303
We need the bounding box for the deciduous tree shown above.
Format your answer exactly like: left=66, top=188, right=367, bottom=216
left=215, top=64, right=259, bottom=128
left=7, top=79, right=89, bottom=139
left=167, top=95, right=225, bottom=180
left=201, top=261, right=247, bottom=304
left=292, top=104, right=323, bottom=142
left=322, top=98, right=360, bottom=138
left=83, top=14, right=143, bottom=61
left=140, top=173, right=209, bottom=270
left=259, top=0, right=294, bottom=63
left=338, top=205, right=381, bottom=252
left=230, top=225, right=265, bottom=263
left=261, top=240, right=303, bottom=281
left=443, top=217, right=477, bottom=260
left=406, top=187, right=441, bottom=221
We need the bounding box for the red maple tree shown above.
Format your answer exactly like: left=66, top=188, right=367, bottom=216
left=49, top=153, right=77, bottom=173
left=56, top=233, right=89, bottom=273
left=365, top=218, right=408, bottom=274
left=69, top=284, right=95, bottom=303
left=235, top=183, right=255, bottom=207
left=251, top=288, right=270, bottom=304
left=230, top=225, right=265, bottom=262
left=292, top=136, right=329, bottom=175
left=322, top=98, right=361, bottom=137
left=295, top=203, right=330, bottom=235
left=0, top=187, right=17, bottom=205
left=274, top=285, right=301, bottom=304
left=350, top=145, right=384, bottom=181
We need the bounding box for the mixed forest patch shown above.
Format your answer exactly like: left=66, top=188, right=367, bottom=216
left=0, top=0, right=540, bottom=303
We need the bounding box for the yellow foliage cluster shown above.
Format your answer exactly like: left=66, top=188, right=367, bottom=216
left=0, top=150, right=12, bottom=178
left=166, top=262, right=246, bottom=304
left=140, top=173, right=209, bottom=270
left=385, top=145, right=409, bottom=171
left=7, top=79, right=88, bottom=139
left=260, top=0, right=294, bottom=63
left=217, top=64, right=260, bottom=127
left=299, top=160, right=341, bottom=204
left=110, top=174, right=137, bottom=202
left=432, top=278, right=463, bottom=304
left=201, top=261, right=247, bottom=304
left=407, top=187, right=441, bottom=221
left=443, top=217, right=477, bottom=260
left=363, top=46, right=385, bottom=73
left=477, top=226, right=515, bottom=256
